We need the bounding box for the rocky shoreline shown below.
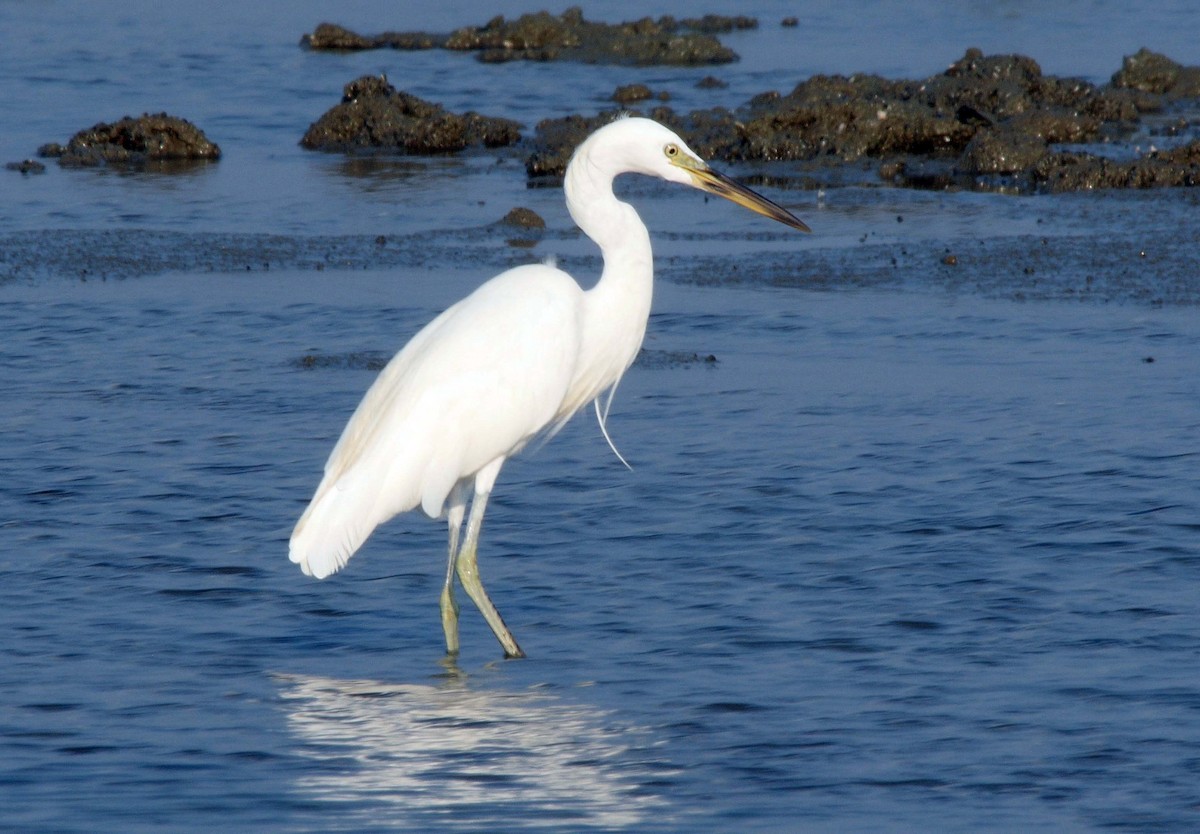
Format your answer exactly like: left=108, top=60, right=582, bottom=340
left=289, top=38, right=1200, bottom=194
left=8, top=8, right=1199, bottom=194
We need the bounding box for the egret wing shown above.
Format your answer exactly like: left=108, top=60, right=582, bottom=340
left=289, top=264, right=583, bottom=578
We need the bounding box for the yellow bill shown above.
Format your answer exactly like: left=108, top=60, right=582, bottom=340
left=672, top=154, right=811, bottom=233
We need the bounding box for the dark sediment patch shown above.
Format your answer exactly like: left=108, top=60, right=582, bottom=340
left=5, top=186, right=1200, bottom=306
left=293, top=351, right=390, bottom=372
left=301, top=8, right=748, bottom=66
left=634, top=349, right=719, bottom=369
left=5, top=159, right=46, bottom=174
left=37, top=113, right=220, bottom=168
left=300, top=75, right=521, bottom=153
left=0, top=225, right=568, bottom=285
left=666, top=218, right=1200, bottom=306
left=296, top=345, right=714, bottom=375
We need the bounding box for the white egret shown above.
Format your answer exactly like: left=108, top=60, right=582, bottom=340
left=290, top=116, right=809, bottom=658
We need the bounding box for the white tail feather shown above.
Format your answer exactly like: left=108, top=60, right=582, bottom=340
left=289, top=479, right=379, bottom=580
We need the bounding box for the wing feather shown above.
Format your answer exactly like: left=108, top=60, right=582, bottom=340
left=290, top=264, right=584, bottom=577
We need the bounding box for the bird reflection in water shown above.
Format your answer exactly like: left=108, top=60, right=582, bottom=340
left=277, top=672, right=670, bottom=829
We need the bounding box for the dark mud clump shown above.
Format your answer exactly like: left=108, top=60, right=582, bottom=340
left=496, top=207, right=546, bottom=229
left=527, top=48, right=1200, bottom=192
left=38, top=113, right=221, bottom=168
left=300, top=75, right=521, bottom=153
left=494, top=206, right=546, bottom=249
left=5, top=159, right=46, bottom=174
left=302, top=8, right=748, bottom=66
left=612, top=84, right=655, bottom=104
left=635, top=349, right=719, bottom=369
left=294, top=351, right=390, bottom=372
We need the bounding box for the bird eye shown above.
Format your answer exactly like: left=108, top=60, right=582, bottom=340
left=664, top=143, right=679, bottom=158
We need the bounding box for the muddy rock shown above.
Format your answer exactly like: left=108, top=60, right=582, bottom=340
left=496, top=207, right=545, bottom=228
left=1083, top=86, right=1161, bottom=123
left=300, top=75, right=521, bottom=153
left=455, top=8, right=744, bottom=65
left=302, top=22, right=379, bottom=50
left=303, top=8, right=744, bottom=65
left=1006, top=108, right=1101, bottom=144
left=1033, top=141, right=1200, bottom=191
left=742, top=73, right=975, bottom=160
left=612, top=84, right=654, bottom=104
left=527, top=47, right=1200, bottom=194
left=673, top=14, right=755, bottom=34
left=38, top=113, right=220, bottom=167
left=494, top=206, right=546, bottom=249
left=959, top=126, right=1048, bottom=175
left=957, top=107, right=1105, bottom=175
left=1112, top=48, right=1200, bottom=97
left=301, top=22, right=441, bottom=50
left=942, top=48, right=1042, bottom=89
left=526, top=113, right=617, bottom=177
left=528, top=68, right=984, bottom=172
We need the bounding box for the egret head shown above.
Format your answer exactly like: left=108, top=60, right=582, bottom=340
left=585, top=117, right=810, bottom=233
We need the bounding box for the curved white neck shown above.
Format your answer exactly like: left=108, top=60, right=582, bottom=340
left=563, top=150, right=655, bottom=406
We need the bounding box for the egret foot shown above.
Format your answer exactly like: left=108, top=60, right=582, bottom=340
left=456, top=548, right=524, bottom=658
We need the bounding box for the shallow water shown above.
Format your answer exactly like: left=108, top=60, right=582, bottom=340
left=2, top=2, right=1199, bottom=833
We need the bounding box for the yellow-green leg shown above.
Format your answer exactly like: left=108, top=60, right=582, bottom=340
left=440, top=493, right=466, bottom=656
left=456, top=487, right=525, bottom=659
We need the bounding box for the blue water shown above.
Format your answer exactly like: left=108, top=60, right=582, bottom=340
left=2, top=2, right=1200, bottom=832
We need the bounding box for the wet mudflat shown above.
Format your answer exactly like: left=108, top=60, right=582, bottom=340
left=1, top=3, right=1199, bottom=833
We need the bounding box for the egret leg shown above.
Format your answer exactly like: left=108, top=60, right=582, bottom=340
left=457, top=478, right=525, bottom=659
left=440, top=486, right=468, bottom=656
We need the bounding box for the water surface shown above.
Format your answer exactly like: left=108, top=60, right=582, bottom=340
left=2, top=2, right=1199, bottom=832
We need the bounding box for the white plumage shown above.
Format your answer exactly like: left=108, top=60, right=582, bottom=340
left=290, top=116, right=809, bottom=658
